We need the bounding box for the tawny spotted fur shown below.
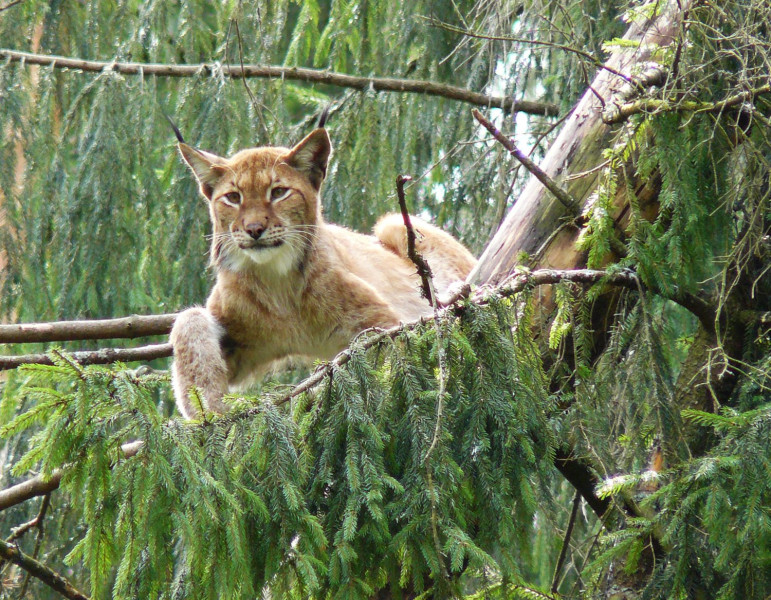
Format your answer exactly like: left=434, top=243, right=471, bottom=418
left=171, top=127, right=476, bottom=418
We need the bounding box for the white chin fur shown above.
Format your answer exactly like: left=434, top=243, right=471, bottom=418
left=221, top=243, right=299, bottom=276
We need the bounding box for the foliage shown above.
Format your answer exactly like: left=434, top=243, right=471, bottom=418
left=0, top=0, right=769, bottom=599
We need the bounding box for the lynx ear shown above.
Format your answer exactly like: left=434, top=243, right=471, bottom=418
left=178, top=143, right=226, bottom=200
left=285, top=128, right=331, bottom=190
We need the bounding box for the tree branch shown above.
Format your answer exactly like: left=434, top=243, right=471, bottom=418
left=0, top=538, right=89, bottom=600
left=472, top=109, right=580, bottom=213
left=396, top=174, right=434, bottom=304
left=0, top=268, right=719, bottom=512
left=0, top=442, right=142, bottom=511
left=0, top=343, right=173, bottom=371
left=603, top=83, right=771, bottom=124
left=0, top=49, right=559, bottom=116
left=0, top=313, right=177, bottom=344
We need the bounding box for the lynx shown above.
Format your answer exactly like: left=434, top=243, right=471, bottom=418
left=171, top=126, right=476, bottom=418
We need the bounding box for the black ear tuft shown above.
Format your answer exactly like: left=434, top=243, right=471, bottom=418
left=164, top=113, right=186, bottom=144
left=317, top=105, right=331, bottom=129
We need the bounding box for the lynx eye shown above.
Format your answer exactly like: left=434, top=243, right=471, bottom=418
left=220, top=191, right=241, bottom=207
left=270, top=186, right=291, bottom=202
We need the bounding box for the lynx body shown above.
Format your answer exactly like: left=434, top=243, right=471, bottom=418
left=171, top=128, right=476, bottom=418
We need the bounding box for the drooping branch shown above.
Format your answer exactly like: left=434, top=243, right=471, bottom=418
left=0, top=343, right=173, bottom=371
left=0, top=49, right=559, bottom=116
left=0, top=441, right=142, bottom=511
left=0, top=268, right=714, bottom=515
left=0, top=538, right=89, bottom=600
left=0, top=313, right=177, bottom=344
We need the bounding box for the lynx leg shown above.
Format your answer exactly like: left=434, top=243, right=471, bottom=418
left=170, top=307, right=230, bottom=418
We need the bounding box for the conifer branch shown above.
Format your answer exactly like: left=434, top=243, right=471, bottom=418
left=0, top=442, right=142, bottom=511
left=0, top=268, right=718, bottom=513
left=0, top=538, right=89, bottom=600
left=0, top=49, right=559, bottom=116
left=0, top=343, right=173, bottom=371
left=603, top=83, right=771, bottom=124
left=472, top=109, right=580, bottom=213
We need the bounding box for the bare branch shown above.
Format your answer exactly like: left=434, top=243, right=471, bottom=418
left=472, top=109, right=580, bottom=213
left=551, top=491, right=581, bottom=593
left=396, top=175, right=434, bottom=304
left=0, top=49, right=559, bottom=116
left=0, top=313, right=177, bottom=344
left=0, top=343, right=173, bottom=371
left=0, top=538, right=89, bottom=600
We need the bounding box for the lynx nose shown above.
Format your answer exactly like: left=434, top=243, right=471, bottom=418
left=245, top=223, right=266, bottom=240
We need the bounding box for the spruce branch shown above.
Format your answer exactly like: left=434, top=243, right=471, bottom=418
left=0, top=268, right=720, bottom=513
left=472, top=109, right=580, bottom=213
left=603, top=83, right=771, bottom=124
left=0, top=442, right=142, bottom=511
left=0, top=49, right=559, bottom=116
left=0, top=538, right=89, bottom=600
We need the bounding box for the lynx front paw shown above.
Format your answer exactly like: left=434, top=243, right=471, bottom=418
left=170, top=307, right=230, bottom=419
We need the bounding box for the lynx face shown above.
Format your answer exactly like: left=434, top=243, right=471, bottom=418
left=179, top=129, right=331, bottom=275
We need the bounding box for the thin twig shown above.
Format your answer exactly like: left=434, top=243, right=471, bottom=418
left=17, top=494, right=51, bottom=597
left=0, top=538, right=89, bottom=600
left=551, top=491, right=581, bottom=593
left=396, top=175, right=434, bottom=303
left=472, top=109, right=580, bottom=213
left=419, top=16, right=635, bottom=85
left=0, top=49, right=559, bottom=116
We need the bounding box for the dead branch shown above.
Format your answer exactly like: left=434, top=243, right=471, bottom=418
left=396, top=174, right=434, bottom=304
left=0, top=313, right=177, bottom=344
left=0, top=538, right=89, bottom=600
left=472, top=109, right=580, bottom=213
left=0, top=49, right=559, bottom=116
left=0, top=343, right=172, bottom=371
